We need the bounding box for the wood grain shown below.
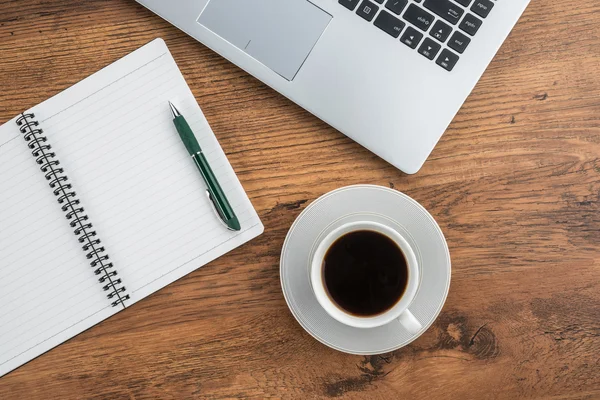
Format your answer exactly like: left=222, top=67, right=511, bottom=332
left=1, top=0, right=599, bottom=398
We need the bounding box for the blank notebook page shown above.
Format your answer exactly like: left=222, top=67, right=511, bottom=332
left=0, top=39, right=263, bottom=376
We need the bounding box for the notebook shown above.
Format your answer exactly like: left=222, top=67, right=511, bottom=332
left=0, top=38, right=264, bottom=377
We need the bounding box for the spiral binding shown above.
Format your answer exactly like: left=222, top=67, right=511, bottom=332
left=16, top=113, right=130, bottom=308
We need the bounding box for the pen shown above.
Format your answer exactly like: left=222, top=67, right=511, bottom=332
left=169, top=101, right=241, bottom=231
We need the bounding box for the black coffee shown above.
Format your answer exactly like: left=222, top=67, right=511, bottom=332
left=322, top=230, right=408, bottom=317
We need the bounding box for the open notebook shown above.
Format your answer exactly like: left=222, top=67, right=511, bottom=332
left=0, top=39, right=263, bottom=377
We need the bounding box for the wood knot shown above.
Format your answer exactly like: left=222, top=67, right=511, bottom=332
left=467, top=324, right=499, bottom=360
left=434, top=312, right=499, bottom=360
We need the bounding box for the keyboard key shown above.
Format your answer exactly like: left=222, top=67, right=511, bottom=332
left=356, top=0, right=379, bottom=21
left=471, top=0, right=494, bottom=18
left=385, top=0, right=407, bottom=15
left=374, top=11, right=406, bottom=38
left=436, top=49, right=459, bottom=71
left=339, top=0, right=360, bottom=11
left=403, top=4, right=434, bottom=31
left=418, top=38, right=441, bottom=60
left=400, top=26, right=423, bottom=49
left=459, top=13, right=482, bottom=36
left=373, top=0, right=384, bottom=3
left=430, top=20, right=452, bottom=43
left=454, top=0, right=472, bottom=6
left=448, top=31, right=471, bottom=53
left=423, top=0, right=464, bottom=25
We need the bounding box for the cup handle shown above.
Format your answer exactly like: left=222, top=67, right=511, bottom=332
left=397, top=310, right=422, bottom=334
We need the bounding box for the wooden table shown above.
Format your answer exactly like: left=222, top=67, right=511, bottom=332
left=1, top=1, right=599, bottom=398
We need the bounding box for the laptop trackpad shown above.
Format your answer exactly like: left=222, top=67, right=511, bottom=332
left=198, top=0, right=331, bottom=81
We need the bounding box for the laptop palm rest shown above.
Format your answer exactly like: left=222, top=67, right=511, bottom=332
left=198, top=0, right=331, bottom=81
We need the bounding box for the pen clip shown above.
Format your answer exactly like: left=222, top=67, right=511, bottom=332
left=206, top=190, right=235, bottom=231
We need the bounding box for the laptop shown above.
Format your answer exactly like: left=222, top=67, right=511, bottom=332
left=136, top=0, right=531, bottom=174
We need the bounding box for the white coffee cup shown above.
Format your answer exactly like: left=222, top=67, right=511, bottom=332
left=310, top=221, right=422, bottom=333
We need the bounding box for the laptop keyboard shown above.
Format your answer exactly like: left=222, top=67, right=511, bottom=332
left=339, top=0, right=494, bottom=71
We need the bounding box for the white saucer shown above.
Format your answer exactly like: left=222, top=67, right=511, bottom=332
left=280, top=185, right=451, bottom=355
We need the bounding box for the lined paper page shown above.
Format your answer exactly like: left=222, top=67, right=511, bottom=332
left=0, top=122, right=118, bottom=377
left=30, top=38, right=263, bottom=304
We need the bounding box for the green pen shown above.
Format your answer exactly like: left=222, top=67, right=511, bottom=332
left=169, top=101, right=241, bottom=231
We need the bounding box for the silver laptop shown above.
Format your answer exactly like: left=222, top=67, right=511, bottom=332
left=136, top=0, right=530, bottom=174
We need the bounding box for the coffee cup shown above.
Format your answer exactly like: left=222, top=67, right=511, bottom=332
left=310, top=221, right=422, bottom=333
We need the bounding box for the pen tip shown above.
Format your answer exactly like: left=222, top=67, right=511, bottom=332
left=168, top=101, right=181, bottom=118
